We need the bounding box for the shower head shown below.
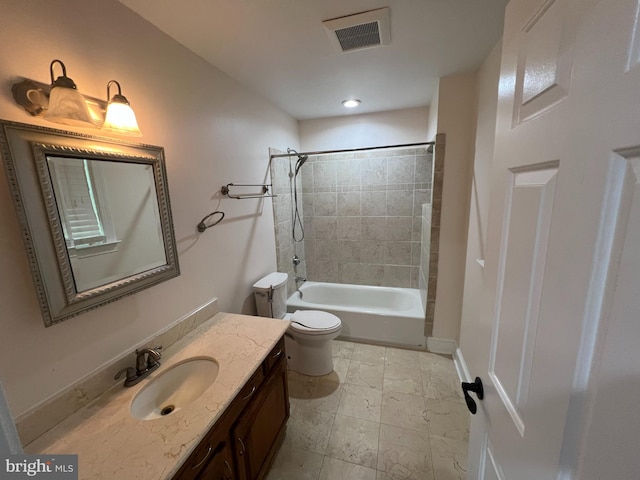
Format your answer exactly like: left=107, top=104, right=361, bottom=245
left=288, top=148, right=308, bottom=176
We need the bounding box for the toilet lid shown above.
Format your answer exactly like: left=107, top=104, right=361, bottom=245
left=290, top=310, right=341, bottom=333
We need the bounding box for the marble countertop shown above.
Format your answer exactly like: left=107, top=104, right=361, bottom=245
left=25, top=313, right=290, bottom=479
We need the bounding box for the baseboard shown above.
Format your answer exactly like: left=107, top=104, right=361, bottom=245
left=426, top=336, right=457, bottom=355
left=453, top=347, right=472, bottom=383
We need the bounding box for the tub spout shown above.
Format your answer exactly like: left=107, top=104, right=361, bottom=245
left=295, top=276, right=307, bottom=283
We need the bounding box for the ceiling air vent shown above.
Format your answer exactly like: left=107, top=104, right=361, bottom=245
left=323, top=7, right=390, bottom=53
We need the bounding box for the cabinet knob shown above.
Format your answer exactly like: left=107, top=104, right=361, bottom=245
left=224, top=460, right=233, bottom=479
left=272, top=349, right=283, bottom=358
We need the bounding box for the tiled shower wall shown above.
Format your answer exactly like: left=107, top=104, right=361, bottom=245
left=300, top=147, right=432, bottom=288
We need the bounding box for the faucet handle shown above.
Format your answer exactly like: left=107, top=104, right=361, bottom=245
left=115, top=367, right=137, bottom=383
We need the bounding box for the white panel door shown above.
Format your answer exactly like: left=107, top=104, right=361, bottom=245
left=467, top=0, right=640, bottom=478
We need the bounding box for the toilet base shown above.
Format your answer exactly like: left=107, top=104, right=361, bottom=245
left=284, top=334, right=335, bottom=376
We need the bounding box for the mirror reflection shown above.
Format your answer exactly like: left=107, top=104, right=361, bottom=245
left=47, top=155, right=167, bottom=292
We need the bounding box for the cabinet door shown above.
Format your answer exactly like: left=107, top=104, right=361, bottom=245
left=233, top=359, right=289, bottom=480
left=194, top=438, right=235, bottom=480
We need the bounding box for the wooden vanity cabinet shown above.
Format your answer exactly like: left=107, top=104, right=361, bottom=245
left=173, top=337, right=289, bottom=480
left=233, top=353, right=288, bottom=480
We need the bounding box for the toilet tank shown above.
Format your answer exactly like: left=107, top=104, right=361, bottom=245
left=252, top=272, right=288, bottom=319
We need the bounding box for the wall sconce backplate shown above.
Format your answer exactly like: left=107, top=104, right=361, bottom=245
left=12, top=78, right=107, bottom=121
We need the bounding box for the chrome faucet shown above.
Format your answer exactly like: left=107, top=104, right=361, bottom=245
left=294, top=276, right=306, bottom=299
left=115, top=346, right=162, bottom=387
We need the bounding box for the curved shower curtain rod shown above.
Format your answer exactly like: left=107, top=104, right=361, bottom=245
left=269, top=141, right=434, bottom=159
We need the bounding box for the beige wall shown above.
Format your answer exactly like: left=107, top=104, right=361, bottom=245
left=431, top=72, right=479, bottom=342
left=459, top=42, right=502, bottom=369
left=426, top=82, right=440, bottom=142
left=299, top=107, right=429, bottom=152
left=0, top=0, right=298, bottom=417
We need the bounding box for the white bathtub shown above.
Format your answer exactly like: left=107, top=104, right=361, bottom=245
left=286, top=281, right=427, bottom=348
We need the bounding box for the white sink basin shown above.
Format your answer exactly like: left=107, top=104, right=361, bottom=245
left=130, top=357, right=219, bottom=420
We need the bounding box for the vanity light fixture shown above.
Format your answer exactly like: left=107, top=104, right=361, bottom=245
left=43, top=59, right=95, bottom=128
left=342, top=99, right=361, bottom=108
left=11, top=59, right=143, bottom=136
left=102, top=80, right=142, bottom=136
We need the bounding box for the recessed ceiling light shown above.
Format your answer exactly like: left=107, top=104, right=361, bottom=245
left=342, top=99, right=361, bottom=108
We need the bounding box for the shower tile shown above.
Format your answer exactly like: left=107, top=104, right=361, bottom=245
left=301, top=165, right=314, bottom=191
left=362, top=157, right=387, bottom=185
left=304, top=238, right=316, bottom=261
left=340, top=264, right=384, bottom=286
left=302, top=193, right=314, bottom=215
left=386, top=217, right=412, bottom=241
left=362, top=217, right=387, bottom=241
left=412, top=216, right=423, bottom=242
left=415, top=154, right=433, bottom=184
left=314, top=192, right=337, bottom=216
left=337, top=192, right=361, bottom=216
left=326, top=414, right=379, bottom=468
left=315, top=261, right=339, bottom=283
left=387, top=156, right=416, bottom=185
left=384, top=265, right=411, bottom=287
left=413, top=190, right=431, bottom=217
left=337, top=158, right=362, bottom=186
left=314, top=217, right=337, bottom=240
left=411, top=242, right=421, bottom=267
left=313, top=161, right=337, bottom=188
left=316, top=240, right=339, bottom=262
left=384, top=241, right=412, bottom=266
left=337, top=217, right=361, bottom=241
left=377, top=424, right=434, bottom=480
left=386, top=190, right=414, bottom=216
left=410, top=267, right=419, bottom=288
left=361, top=191, right=387, bottom=216
left=360, top=241, right=386, bottom=264
left=336, top=241, right=361, bottom=263
left=277, top=220, right=293, bottom=250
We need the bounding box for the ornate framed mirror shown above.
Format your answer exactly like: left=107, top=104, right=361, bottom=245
left=0, top=120, right=180, bottom=326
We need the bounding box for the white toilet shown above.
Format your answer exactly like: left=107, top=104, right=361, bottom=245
left=253, top=272, right=342, bottom=376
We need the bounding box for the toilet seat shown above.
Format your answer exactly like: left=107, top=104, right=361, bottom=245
left=287, top=310, right=341, bottom=335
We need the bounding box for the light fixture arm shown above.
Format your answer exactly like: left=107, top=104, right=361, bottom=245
left=106, top=80, right=129, bottom=105
left=49, top=59, right=76, bottom=89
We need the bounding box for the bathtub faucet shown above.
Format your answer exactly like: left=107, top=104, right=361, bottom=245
left=294, top=276, right=306, bottom=298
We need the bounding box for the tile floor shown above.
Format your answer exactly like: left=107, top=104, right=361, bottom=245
left=266, top=340, right=470, bottom=480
